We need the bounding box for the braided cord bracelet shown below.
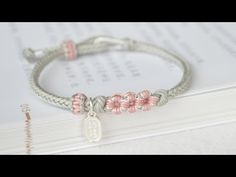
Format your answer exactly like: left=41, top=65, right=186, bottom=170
left=23, top=36, right=192, bottom=142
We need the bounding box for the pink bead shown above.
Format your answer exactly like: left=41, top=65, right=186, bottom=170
left=72, top=93, right=87, bottom=115
left=121, top=92, right=137, bottom=113
left=62, top=40, right=77, bottom=60
left=105, top=94, right=123, bottom=115
left=136, top=90, right=159, bottom=111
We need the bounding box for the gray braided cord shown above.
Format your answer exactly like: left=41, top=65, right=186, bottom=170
left=23, top=36, right=191, bottom=113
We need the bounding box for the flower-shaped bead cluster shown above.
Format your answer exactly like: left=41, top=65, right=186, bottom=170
left=105, top=90, right=159, bottom=114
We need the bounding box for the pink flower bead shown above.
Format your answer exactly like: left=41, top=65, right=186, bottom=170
left=72, top=93, right=87, bottom=115
left=121, top=92, right=137, bottom=113
left=106, top=94, right=123, bottom=115
left=136, top=90, right=159, bottom=111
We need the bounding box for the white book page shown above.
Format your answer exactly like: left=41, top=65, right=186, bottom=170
left=0, top=22, right=236, bottom=124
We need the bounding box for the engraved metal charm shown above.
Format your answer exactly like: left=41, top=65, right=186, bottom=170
left=83, top=98, right=102, bottom=142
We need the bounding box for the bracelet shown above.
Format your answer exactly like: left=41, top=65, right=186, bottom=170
left=23, top=36, right=192, bottom=143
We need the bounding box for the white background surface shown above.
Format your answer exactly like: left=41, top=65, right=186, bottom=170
left=59, top=122, right=236, bottom=154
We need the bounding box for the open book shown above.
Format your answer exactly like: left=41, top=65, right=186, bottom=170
left=0, top=23, right=236, bottom=154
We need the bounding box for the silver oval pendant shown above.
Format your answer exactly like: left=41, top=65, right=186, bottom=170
left=83, top=114, right=102, bottom=142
